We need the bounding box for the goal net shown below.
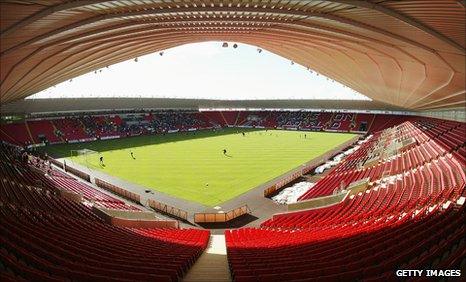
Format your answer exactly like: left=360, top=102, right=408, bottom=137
left=70, top=149, right=99, bottom=157
left=70, top=149, right=100, bottom=169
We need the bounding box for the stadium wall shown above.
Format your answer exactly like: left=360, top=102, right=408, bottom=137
left=64, top=164, right=91, bottom=182
left=418, top=108, right=466, bottom=122
left=92, top=206, right=179, bottom=228
left=147, top=199, right=189, bottom=221
left=194, top=205, right=250, bottom=223
left=287, top=190, right=348, bottom=211
left=2, top=98, right=407, bottom=115
left=95, top=178, right=141, bottom=203
left=263, top=135, right=360, bottom=197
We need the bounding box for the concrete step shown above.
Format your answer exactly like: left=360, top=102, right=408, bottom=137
left=183, top=234, right=231, bottom=282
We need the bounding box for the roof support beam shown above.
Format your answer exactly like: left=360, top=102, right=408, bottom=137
left=3, top=0, right=464, bottom=53
left=1, top=6, right=438, bottom=57
left=0, top=1, right=100, bottom=37
left=413, top=90, right=466, bottom=109
left=332, top=0, right=465, bottom=53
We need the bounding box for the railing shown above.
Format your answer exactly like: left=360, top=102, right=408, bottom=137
left=95, top=178, right=140, bottom=203
left=147, top=199, right=188, bottom=221
left=194, top=205, right=250, bottom=223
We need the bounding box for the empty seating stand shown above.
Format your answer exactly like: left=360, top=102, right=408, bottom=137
left=226, top=119, right=466, bottom=281
left=299, top=118, right=465, bottom=201
left=27, top=120, right=62, bottom=144
left=0, top=145, right=210, bottom=281
left=0, top=122, right=32, bottom=146
left=1, top=113, right=464, bottom=282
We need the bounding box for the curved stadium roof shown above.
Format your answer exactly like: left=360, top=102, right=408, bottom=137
left=1, top=0, right=465, bottom=110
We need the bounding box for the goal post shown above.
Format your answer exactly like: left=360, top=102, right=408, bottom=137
left=70, top=149, right=99, bottom=168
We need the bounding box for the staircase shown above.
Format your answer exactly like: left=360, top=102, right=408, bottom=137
left=219, top=112, right=229, bottom=127
left=183, top=235, right=231, bottom=282
left=234, top=112, right=241, bottom=126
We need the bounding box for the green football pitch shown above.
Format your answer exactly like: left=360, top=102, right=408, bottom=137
left=44, top=128, right=357, bottom=206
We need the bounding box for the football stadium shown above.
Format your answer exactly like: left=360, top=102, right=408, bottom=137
left=1, top=1, right=465, bottom=282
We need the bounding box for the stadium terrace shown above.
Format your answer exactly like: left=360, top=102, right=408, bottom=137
left=1, top=1, right=465, bottom=282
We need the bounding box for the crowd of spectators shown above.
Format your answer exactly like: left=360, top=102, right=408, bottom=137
left=3, top=143, right=52, bottom=176
left=149, top=111, right=210, bottom=131
left=276, top=111, right=324, bottom=128
left=50, top=111, right=211, bottom=141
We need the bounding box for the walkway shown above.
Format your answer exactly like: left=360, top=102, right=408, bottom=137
left=183, top=235, right=231, bottom=282
left=60, top=157, right=287, bottom=229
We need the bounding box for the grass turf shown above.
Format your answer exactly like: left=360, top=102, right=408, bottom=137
left=44, top=129, right=357, bottom=206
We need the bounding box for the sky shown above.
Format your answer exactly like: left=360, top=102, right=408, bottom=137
left=29, top=42, right=370, bottom=101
